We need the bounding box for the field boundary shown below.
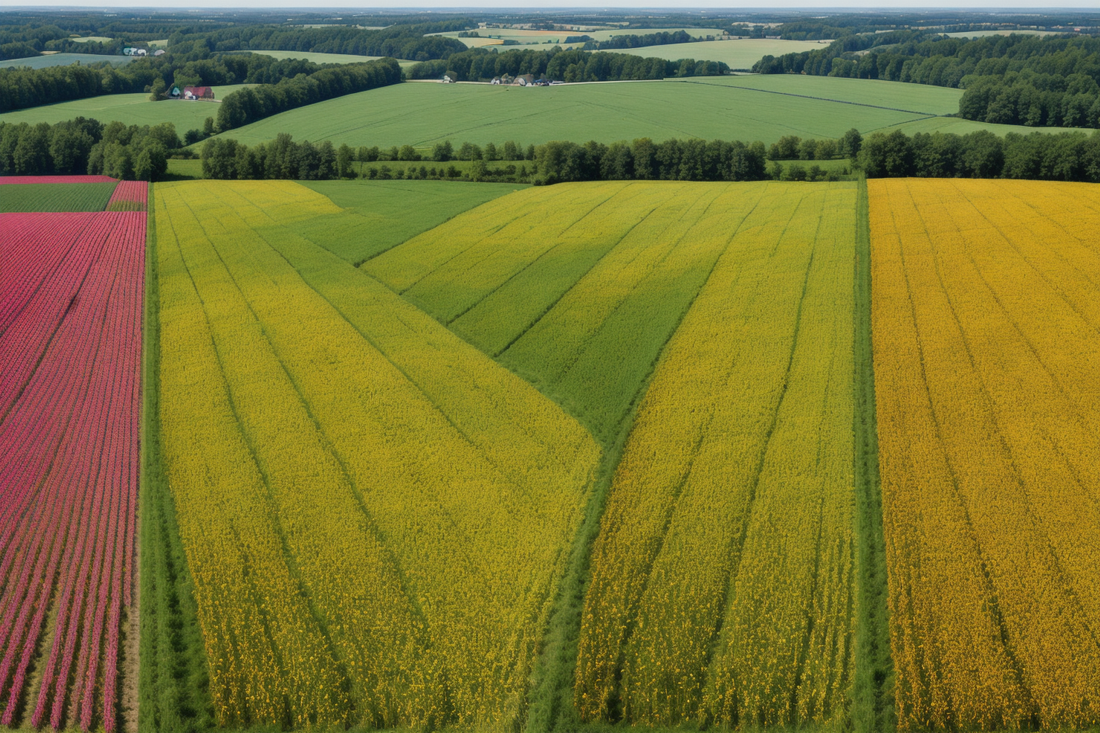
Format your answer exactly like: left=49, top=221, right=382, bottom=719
left=137, top=184, right=216, bottom=733
left=851, top=175, right=896, bottom=733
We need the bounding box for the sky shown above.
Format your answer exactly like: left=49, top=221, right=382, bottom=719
left=6, top=1, right=1100, bottom=8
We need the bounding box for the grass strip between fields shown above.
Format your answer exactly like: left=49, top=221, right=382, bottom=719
left=521, top=284, right=702, bottom=733
left=851, top=175, right=896, bottom=733
left=138, top=184, right=217, bottom=733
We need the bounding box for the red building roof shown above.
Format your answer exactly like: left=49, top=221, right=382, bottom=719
left=183, top=86, right=214, bottom=98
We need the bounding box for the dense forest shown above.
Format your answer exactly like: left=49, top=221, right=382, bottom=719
left=858, top=128, right=1100, bottom=180
left=0, top=14, right=468, bottom=60
left=0, top=117, right=181, bottom=179
left=756, top=33, right=1100, bottom=128
left=407, top=47, right=729, bottom=82
left=187, top=22, right=467, bottom=60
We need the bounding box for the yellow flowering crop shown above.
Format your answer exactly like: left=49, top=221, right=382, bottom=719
left=155, top=180, right=600, bottom=729
left=870, top=178, right=1100, bottom=731
left=574, top=182, right=859, bottom=728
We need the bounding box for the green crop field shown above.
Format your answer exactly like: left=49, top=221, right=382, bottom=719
left=1, top=85, right=252, bottom=128
left=1, top=52, right=135, bottom=69
left=208, top=76, right=1078, bottom=151
left=69, top=35, right=113, bottom=43
left=206, top=78, right=933, bottom=149
left=364, top=181, right=768, bottom=443
left=604, top=38, right=831, bottom=70
left=242, top=49, right=418, bottom=67
left=295, top=179, right=527, bottom=263
left=689, top=74, right=963, bottom=114
left=0, top=181, right=117, bottom=212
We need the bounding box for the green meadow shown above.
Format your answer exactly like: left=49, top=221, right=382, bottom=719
left=208, top=75, right=1078, bottom=151
left=207, top=77, right=932, bottom=149
left=673, top=73, right=963, bottom=114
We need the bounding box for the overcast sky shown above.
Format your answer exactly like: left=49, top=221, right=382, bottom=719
left=7, top=1, right=1100, bottom=9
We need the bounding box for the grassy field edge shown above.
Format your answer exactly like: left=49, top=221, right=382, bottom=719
left=522, top=394, right=641, bottom=733
left=138, top=184, right=216, bottom=733
left=850, top=175, right=896, bottom=733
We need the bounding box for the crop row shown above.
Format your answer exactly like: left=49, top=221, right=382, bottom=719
left=154, top=180, right=600, bottom=729
left=0, top=211, right=144, bottom=731
left=870, top=178, right=1100, bottom=730
left=574, top=182, right=859, bottom=727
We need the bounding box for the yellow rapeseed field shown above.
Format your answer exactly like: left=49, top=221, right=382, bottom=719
left=870, top=179, right=1100, bottom=731
left=155, top=180, right=601, bottom=729
left=574, top=182, right=859, bottom=727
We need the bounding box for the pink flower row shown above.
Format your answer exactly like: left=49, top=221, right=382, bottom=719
left=0, top=211, right=143, bottom=733
left=0, top=175, right=117, bottom=185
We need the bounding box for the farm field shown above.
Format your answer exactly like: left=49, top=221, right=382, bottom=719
left=242, top=49, right=418, bottom=68
left=151, top=179, right=601, bottom=729
left=367, top=181, right=786, bottom=444
left=298, top=179, right=525, bottom=263
left=0, top=86, right=251, bottom=128
left=571, top=182, right=864, bottom=727
left=0, top=53, right=135, bottom=69
left=0, top=181, right=117, bottom=212
left=687, top=74, right=963, bottom=115
left=0, top=185, right=146, bottom=731
left=68, top=36, right=113, bottom=43
left=605, top=38, right=831, bottom=70
left=869, top=179, right=1100, bottom=731
left=209, top=77, right=944, bottom=150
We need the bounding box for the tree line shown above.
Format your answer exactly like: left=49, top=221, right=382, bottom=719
left=184, top=21, right=468, bottom=61
left=582, top=30, right=697, bottom=51
left=858, top=128, right=1100, bottom=181
left=407, top=46, right=729, bottom=82
left=213, top=58, right=401, bottom=133
left=755, top=33, right=1100, bottom=129
left=199, top=134, right=771, bottom=183
left=0, top=117, right=182, bottom=180
left=200, top=126, right=1100, bottom=184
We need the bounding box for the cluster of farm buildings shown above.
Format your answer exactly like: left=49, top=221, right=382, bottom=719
left=121, top=47, right=164, bottom=57
left=442, top=73, right=561, bottom=86
left=168, top=86, right=216, bottom=101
